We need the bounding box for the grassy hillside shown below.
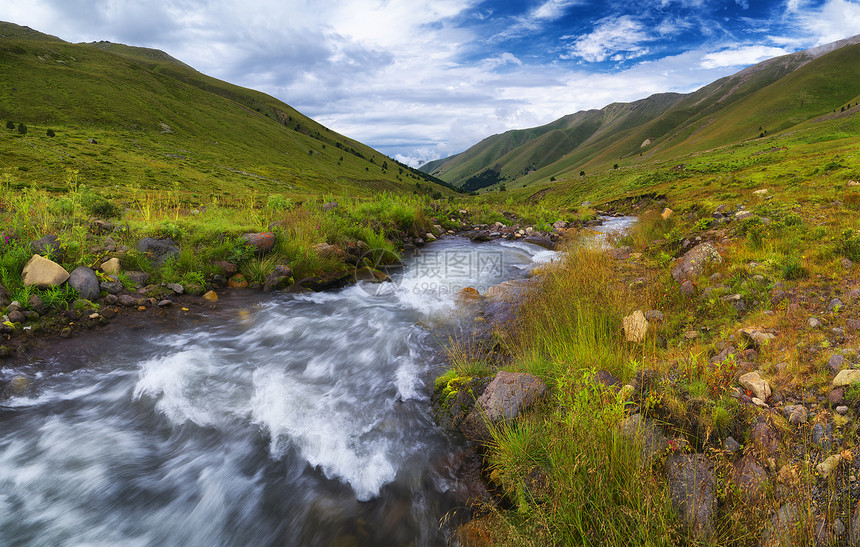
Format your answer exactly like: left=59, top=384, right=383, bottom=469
left=424, top=35, right=860, bottom=192
left=0, top=21, right=453, bottom=199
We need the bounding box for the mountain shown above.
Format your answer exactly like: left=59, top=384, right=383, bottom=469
left=421, top=34, right=860, bottom=191
left=0, top=21, right=453, bottom=197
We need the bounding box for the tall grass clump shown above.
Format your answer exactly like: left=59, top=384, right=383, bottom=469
left=476, top=236, right=678, bottom=544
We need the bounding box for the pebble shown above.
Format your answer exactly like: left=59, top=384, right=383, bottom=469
left=157, top=300, right=172, bottom=308
left=808, top=317, right=822, bottom=328
left=836, top=406, right=849, bottom=415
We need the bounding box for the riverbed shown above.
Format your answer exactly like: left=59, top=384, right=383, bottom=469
left=0, top=236, right=558, bottom=547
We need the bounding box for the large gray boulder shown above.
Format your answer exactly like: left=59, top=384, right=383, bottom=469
left=671, top=242, right=722, bottom=282
left=68, top=266, right=100, bottom=301
left=136, top=237, right=180, bottom=265
left=666, top=453, right=716, bottom=541
left=22, top=255, right=69, bottom=288
left=621, top=413, right=669, bottom=465
left=460, top=371, right=547, bottom=442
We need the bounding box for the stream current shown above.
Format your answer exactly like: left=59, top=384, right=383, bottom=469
left=0, top=236, right=560, bottom=547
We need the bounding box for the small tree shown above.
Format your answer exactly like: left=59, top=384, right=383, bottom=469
left=17, top=123, right=27, bottom=135
left=579, top=170, right=585, bottom=177
left=613, top=164, right=619, bottom=169
left=5, top=121, right=14, bottom=130
left=46, top=129, right=56, bottom=137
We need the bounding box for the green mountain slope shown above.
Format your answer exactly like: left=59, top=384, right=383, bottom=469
left=0, top=21, right=451, bottom=197
left=423, top=34, right=860, bottom=191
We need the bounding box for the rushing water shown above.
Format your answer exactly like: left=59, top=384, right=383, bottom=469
left=0, top=237, right=558, bottom=547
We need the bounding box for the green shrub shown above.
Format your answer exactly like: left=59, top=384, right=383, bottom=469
left=781, top=254, right=807, bottom=280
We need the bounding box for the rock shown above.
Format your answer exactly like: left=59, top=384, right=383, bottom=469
left=118, top=294, right=138, bottom=307
left=808, top=316, right=822, bottom=328
left=263, top=264, right=293, bottom=292
left=732, top=453, right=767, bottom=502
left=523, top=236, right=555, bottom=250
left=202, top=290, right=218, bottom=303
left=136, top=237, right=180, bottom=266
left=157, top=299, right=172, bottom=308
left=313, top=243, right=348, bottom=262
left=26, top=294, right=45, bottom=315
left=644, top=310, right=664, bottom=322
left=812, top=423, right=834, bottom=449
left=22, top=255, right=70, bottom=288
left=833, top=369, right=860, bottom=387
left=851, top=499, right=860, bottom=546
left=31, top=234, right=63, bottom=260
left=552, top=220, right=568, bottom=232
left=738, top=327, right=775, bottom=347
left=665, top=454, right=715, bottom=540
left=469, top=231, right=490, bottom=243
left=724, top=437, right=741, bottom=453
left=608, top=246, right=632, bottom=260
left=679, top=280, right=696, bottom=297
left=739, top=371, right=771, bottom=401
left=761, top=503, right=801, bottom=547
left=592, top=370, right=620, bottom=390
left=829, top=354, right=847, bottom=374
left=829, top=297, right=844, bottom=312
left=100, top=257, right=120, bottom=275
left=228, top=274, right=249, bottom=288
left=837, top=405, right=849, bottom=415
left=843, top=258, right=855, bottom=269
left=425, top=232, right=437, bottom=242
left=671, top=243, right=722, bottom=283
left=8, top=310, right=25, bottom=323
left=125, top=271, right=151, bottom=287
left=184, top=284, right=204, bottom=296
left=621, top=414, right=668, bottom=465
left=661, top=207, right=673, bottom=219
left=355, top=266, right=390, bottom=284
left=166, top=283, right=184, bottom=295
left=817, top=453, right=842, bottom=478
left=750, top=421, right=779, bottom=456
left=100, top=278, right=124, bottom=294
left=622, top=310, right=649, bottom=343
left=212, top=261, right=238, bottom=277
left=459, top=371, right=548, bottom=443
left=242, top=232, right=276, bottom=255
left=753, top=188, right=768, bottom=196
left=735, top=210, right=755, bottom=221
left=782, top=404, right=808, bottom=425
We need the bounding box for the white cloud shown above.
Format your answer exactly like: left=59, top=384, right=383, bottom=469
left=564, top=15, right=652, bottom=62
left=794, top=0, right=860, bottom=45
left=700, top=45, right=791, bottom=68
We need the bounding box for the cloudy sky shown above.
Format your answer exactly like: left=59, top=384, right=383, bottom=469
left=2, top=1, right=859, bottom=165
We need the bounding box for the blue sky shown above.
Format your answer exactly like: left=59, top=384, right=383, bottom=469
left=2, top=1, right=859, bottom=166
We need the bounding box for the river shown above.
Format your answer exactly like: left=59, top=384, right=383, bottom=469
left=0, top=236, right=559, bottom=547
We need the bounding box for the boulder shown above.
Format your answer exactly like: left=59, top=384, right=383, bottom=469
left=622, top=310, right=649, bottom=343
left=665, top=454, right=715, bottom=540
left=460, top=371, right=548, bottom=443
left=313, top=243, right=349, bottom=262
left=27, top=294, right=45, bottom=315
left=100, top=257, right=120, bottom=275
left=136, top=237, right=180, bottom=266
left=761, top=503, right=801, bottom=547
left=166, top=283, right=184, bottom=295
left=263, top=264, right=293, bottom=292
left=31, top=234, right=63, bottom=260
left=828, top=354, right=847, bottom=374
left=202, top=290, right=218, bottom=303
left=833, top=369, right=860, bottom=387
left=750, top=421, right=779, bottom=457
left=671, top=243, right=722, bottom=282
left=22, top=255, right=69, bottom=288
left=124, top=271, right=151, bottom=287
left=621, top=413, right=668, bottom=465
left=732, top=453, right=767, bottom=502
left=739, top=371, right=771, bottom=401
left=212, top=261, right=239, bottom=277
left=523, top=236, right=555, bottom=250
left=242, top=232, right=276, bottom=255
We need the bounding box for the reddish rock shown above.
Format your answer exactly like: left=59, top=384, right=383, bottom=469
left=242, top=232, right=276, bottom=254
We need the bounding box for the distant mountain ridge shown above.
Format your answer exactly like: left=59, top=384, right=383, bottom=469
left=0, top=21, right=453, bottom=196
left=421, top=34, right=860, bottom=191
